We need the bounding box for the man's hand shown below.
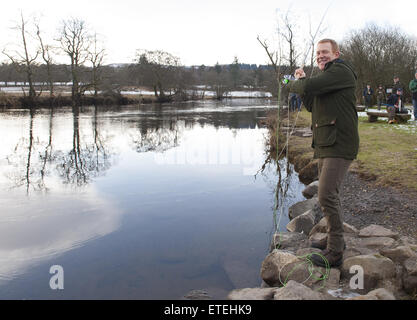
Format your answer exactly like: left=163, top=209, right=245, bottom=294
left=294, top=68, right=306, bottom=79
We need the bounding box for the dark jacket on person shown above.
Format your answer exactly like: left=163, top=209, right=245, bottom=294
left=363, top=87, right=373, bottom=97
left=376, top=87, right=386, bottom=102
left=387, top=94, right=406, bottom=113
left=392, top=81, right=404, bottom=94
left=288, top=59, right=359, bottom=160
left=409, top=79, right=417, bottom=100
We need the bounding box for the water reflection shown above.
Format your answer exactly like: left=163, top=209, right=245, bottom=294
left=0, top=100, right=306, bottom=299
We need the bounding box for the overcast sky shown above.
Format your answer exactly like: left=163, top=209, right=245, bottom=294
left=1, top=0, right=416, bottom=66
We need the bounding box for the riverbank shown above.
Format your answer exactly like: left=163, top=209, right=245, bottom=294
left=228, top=108, right=417, bottom=300
left=264, top=108, right=417, bottom=238
left=227, top=107, right=417, bottom=300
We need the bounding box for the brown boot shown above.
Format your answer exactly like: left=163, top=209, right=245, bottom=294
left=310, top=249, right=343, bottom=268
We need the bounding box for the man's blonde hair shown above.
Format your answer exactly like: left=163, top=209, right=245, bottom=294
left=318, top=39, right=340, bottom=53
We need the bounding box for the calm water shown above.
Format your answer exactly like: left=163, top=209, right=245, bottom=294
left=0, top=99, right=306, bottom=299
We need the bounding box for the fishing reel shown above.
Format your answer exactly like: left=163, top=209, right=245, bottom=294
left=282, top=74, right=296, bottom=85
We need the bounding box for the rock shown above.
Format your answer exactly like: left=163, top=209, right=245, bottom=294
left=398, top=236, right=417, bottom=247
left=343, top=247, right=363, bottom=260
left=319, top=268, right=341, bottom=290
left=359, top=225, right=399, bottom=240
left=309, top=218, right=327, bottom=236
left=273, top=280, right=324, bottom=300
left=364, top=288, right=396, bottom=300
left=298, top=160, right=319, bottom=185
left=342, top=254, right=396, bottom=291
left=302, top=181, right=319, bottom=199
left=261, top=250, right=321, bottom=288
left=347, top=295, right=378, bottom=300
left=286, top=210, right=315, bottom=235
left=270, top=232, right=308, bottom=252
left=260, top=250, right=301, bottom=287
left=357, top=237, right=396, bottom=250
left=346, top=288, right=395, bottom=300
left=343, top=223, right=359, bottom=234
left=379, top=246, right=416, bottom=264
left=288, top=197, right=319, bottom=220
left=402, top=274, right=417, bottom=295
left=184, top=290, right=212, bottom=300
left=309, top=219, right=358, bottom=237
left=309, top=232, right=327, bottom=244
left=403, top=256, right=417, bottom=276
left=228, top=288, right=278, bottom=300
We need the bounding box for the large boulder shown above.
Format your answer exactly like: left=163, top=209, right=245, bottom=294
left=379, top=246, right=416, bottom=264
left=261, top=250, right=300, bottom=287
left=309, top=218, right=358, bottom=238
left=273, top=280, right=324, bottom=300
left=286, top=210, right=315, bottom=235
left=404, top=256, right=417, bottom=276
left=346, top=237, right=396, bottom=252
left=402, top=256, right=417, bottom=294
left=288, top=198, right=319, bottom=220
left=260, top=250, right=312, bottom=288
left=298, top=160, right=319, bottom=185
left=228, top=288, right=278, bottom=300
left=359, top=225, right=399, bottom=240
left=302, top=181, right=319, bottom=199
left=342, top=254, right=396, bottom=291
left=270, top=232, right=309, bottom=252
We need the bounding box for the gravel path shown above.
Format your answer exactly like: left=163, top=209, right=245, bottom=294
left=341, top=171, right=417, bottom=238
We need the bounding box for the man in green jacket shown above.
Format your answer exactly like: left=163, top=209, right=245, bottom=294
left=409, top=71, right=417, bottom=120
left=288, top=39, right=359, bottom=267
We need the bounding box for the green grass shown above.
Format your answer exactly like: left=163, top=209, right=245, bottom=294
left=355, top=116, right=417, bottom=190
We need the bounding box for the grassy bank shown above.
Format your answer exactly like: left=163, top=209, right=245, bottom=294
left=267, top=109, right=417, bottom=192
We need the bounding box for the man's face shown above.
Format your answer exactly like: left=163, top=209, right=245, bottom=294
left=394, top=77, right=399, bottom=83
left=316, top=42, right=340, bottom=71
left=415, top=73, right=417, bottom=79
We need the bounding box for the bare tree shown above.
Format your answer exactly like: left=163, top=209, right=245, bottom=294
left=2, top=12, right=39, bottom=99
left=256, top=36, right=283, bottom=97
left=278, top=9, right=301, bottom=74
left=307, top=13, right=328, bottom=77
left=58, top=18, right=91, bottom=103
left=35, top=21, right=55, bottom=97
left=88, top=33, right=106, bottom=97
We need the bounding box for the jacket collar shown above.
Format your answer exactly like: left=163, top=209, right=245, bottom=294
left=324, top=58, right=343, bottom=71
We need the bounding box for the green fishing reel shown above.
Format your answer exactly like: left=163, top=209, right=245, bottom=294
left=282, top=74, right=295, bottom=85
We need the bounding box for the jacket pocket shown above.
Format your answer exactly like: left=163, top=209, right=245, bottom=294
left=314, top=118, right=337, bottom=147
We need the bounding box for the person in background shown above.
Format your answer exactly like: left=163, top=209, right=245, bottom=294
left=392, top=76, right=403, bottom=94
left=376, top=84, right=386, bottom=111
left=363, top=84, right=373, bottom=109
left=409, top=71, right=417, bottom=121
left=387, top=88, right=405, bottom=124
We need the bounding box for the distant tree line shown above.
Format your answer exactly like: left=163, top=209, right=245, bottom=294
left=1, top=13, right=416, bottom=105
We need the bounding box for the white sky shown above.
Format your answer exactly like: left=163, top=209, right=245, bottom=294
left=0, top=0, right=416, bottom=66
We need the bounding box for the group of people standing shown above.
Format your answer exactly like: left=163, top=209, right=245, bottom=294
left=363, top=73, right=417, bottom=122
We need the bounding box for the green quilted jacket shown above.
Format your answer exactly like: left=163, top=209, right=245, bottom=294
left=288, top=59, right=359, bottom=160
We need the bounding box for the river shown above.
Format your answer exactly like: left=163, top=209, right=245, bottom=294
left=0, top=99, right=306, bottom=299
